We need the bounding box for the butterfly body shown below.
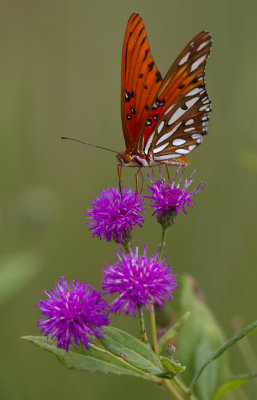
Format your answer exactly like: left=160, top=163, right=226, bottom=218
left=119, top=13, right=212, bottom=169
left=117, top=150, right=190, bottom=168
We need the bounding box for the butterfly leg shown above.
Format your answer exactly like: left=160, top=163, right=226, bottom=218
left=165, top=165, right=171, bottom=181
left=117, top=164, right=123, bottom=193
left=135, top=167, right=142, bottom=193
left=139, top=169, right=145, bottom=193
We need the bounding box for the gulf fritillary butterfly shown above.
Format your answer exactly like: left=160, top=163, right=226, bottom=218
left=117, top=13, right=212, bottom=173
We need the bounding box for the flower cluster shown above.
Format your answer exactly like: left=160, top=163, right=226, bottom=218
left=36, top=167, right=206, bottom=351
left=146, top=168, right=206, bottom=228
left=37, top=277, right=110, bottom=351
left=101, top=246, right=177, bottom=316
left=86, top=186, right=145, bottom=243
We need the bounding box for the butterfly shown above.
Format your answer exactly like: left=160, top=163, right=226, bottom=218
left=117, top=13, right=212, bottom=175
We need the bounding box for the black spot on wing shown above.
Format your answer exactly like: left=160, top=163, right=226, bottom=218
left=143, top=49, right=149, bottom=62
left=148, top=61, right=154, bottom=71
left=156, top=71, right=162, bottom=82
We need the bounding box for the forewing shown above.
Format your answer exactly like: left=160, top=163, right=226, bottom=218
left=121, top=13, right=163, bottom=149
left=142, top=31, right=212, bottom=161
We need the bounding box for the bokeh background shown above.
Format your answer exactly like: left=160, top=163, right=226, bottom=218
left=1, top=0, right=257, bottom=399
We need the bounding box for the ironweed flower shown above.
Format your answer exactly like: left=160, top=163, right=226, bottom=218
left=146, top=167, right=206, bottom=229
left=37, top=277, right=110, bottom=351
left=101, top=246, right=177, bottom=316
left=86, top=186, right=145, bottom=243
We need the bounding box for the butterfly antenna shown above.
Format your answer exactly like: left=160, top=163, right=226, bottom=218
left=61, top=136, right=119, bottom=154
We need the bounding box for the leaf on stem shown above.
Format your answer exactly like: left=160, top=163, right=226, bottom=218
left=190, top=319, right=257, bottom=389
left=176, top=275, right=230, bottom=400
left=160, top=355, right=186, bottom=375
left=212, top=372, right=257, bottom=400
left=100, top=326, right=165, bottom=376
left=22, top=336, right=148, bottom=379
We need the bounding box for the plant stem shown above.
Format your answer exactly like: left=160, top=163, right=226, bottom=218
left=163, top=380, right=185, bottom=400
left=138, top=311, right=149, bottom=345
left=122, top=241, right=130, bottom=254
left=149, top=305, right=158, bottom=354
left=158, top=226, right=193, bottom=399
left=149, top=227, right=168, bottom=355
left=159, top=227, right=167, bottom=259
left=173, top=376, right=193, bottom=399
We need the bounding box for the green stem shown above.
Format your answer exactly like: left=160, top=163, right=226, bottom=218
left=150, top=305, right=158, bottom=355
left=121, top=241, right=130, bottom=254
left=159, top=227, right=167, bottom=260
left=163, top=380, right=185, bottom=400
left=158, top=227, right=194, bottom=399
left=149, top=227, right=167, bottom=355
left=138, top=311, right=149, bottom=345
left=173, top=376, right=193, bottom=399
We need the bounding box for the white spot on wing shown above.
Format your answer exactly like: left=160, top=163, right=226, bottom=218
left=189, top=144, right=197, bottom=151
left=175, top=148, right=190, bottom=155
left=144, top=132, right=155, bottom=155
left=199, top=104, right=209, bottom=112
left=178, top=52, right=190, bottom=65
left=185, top=118, right=194, bottom=126
left=185, top=88, right=202, bottom=96
left=153, top=142, right=169, bottom=154
left=184, top=127, right=195, bottom=132
left=156, top=122, right=182, bottom=145
left=154, top=154, right=180, bottom=161
left=133, top=155, right=149, bottom=167
left=191, top=133, right=203, bottom=140
left=164, top=104, right=175, bottom=115
left=172, top=138, right=186, bottom=146
left=168, top=108, right=186, bottom=125
left=157, top=121, right=165, bottom=134
left=191, top=55, right=206, bottom=72
left=186, top=97, right=199, bottom=108
left=197, top=41, right=209, bottom=52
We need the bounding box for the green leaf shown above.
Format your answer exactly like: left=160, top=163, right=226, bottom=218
left=212, top=373, right=257, bottom=400
left=0, top=252, right=40, bottom=305
left=160, top=356, right=186, bottom=374
left=158, top=312, right=190, bottom=355
left=176, top=275, right=230, bottom=400
left=190, top=319, right=257, bottom=390
left=22, top=336, right=149, bottom=379
left=100, top=326, right=165, bottom=376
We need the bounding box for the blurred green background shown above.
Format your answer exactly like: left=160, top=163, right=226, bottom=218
left=0, top=0, right=257, bottom=399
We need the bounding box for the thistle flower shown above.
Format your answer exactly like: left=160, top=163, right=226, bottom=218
left=146, top=167, right=206, bottom=229
left=101, top=246, right=177, bottom=316
left=36, top=277, right=110, bottom=351
left=86, top=186, right=145, bottom=243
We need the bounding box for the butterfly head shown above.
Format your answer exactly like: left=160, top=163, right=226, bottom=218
left=117, top=152, right=133, bottom=166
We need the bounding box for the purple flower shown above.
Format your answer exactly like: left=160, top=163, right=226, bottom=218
left=146, top=167, right=206, bottom=228
left=101, top=246, right=178, bottom=316
left=86, top=186, right=145, bottom=243
left=36, top=277, right=110, bottom=351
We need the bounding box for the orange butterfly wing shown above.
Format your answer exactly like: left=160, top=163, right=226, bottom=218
left=121, top=14, right=163, bottom=149
left=139, top=31, right=212, bottom=161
